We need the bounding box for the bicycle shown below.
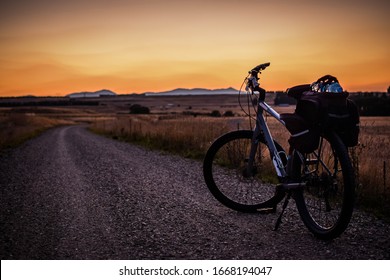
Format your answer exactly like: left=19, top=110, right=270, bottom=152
left=203, top=62, right=356, bottom=240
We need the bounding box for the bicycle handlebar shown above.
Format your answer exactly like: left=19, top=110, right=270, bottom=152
left=246, top=62, right=270, bottom=99
left=250, top=62, right=270, bottom=73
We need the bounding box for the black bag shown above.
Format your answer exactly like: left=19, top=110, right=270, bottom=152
left=294, top=91, right=360, bottom=147
left=280, top=113, right=320, bottom=153
left=328, top=99, right=360, bottom=147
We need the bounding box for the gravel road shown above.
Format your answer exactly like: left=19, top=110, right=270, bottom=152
left=0, top=125, right=389, bottom=259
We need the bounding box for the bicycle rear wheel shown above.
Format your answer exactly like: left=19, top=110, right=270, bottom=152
left=292, top=131, right=355, bottom=240
left=203, top=130, right=286, bottom=212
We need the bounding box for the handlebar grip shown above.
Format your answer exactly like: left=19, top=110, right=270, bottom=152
left=250, top=62, right=270, bottom=73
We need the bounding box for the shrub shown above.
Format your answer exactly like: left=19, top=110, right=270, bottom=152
left=129, top=104, right=150, bottom=114
left=210, top=110, right=221, bottom=117
left=223, top=110, right=234, bottom=117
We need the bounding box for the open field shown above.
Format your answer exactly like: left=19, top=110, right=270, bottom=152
left=1, top=94, right=389, bottom=219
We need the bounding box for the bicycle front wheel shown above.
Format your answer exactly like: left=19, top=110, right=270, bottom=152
left=292, top=131, right=355, bottom=240
left=203, top=130, right=286, bottom=213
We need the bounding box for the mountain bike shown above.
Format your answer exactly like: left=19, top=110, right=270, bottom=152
left=203, top=63, right=356, bottom=240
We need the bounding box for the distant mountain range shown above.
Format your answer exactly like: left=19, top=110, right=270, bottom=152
left=66, top=89, right=116, bottom=98
left=66, top=87, right=239, bottom=98
left=143, top=87, right=239, bottom=96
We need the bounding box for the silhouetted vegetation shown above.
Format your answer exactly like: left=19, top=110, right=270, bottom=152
left=129, top=104, right=150, bottom=114
left=223, top=110, right=235, bottom=117
left=350, top=94, right=390, bottom=116
left=209, top=110, right=221, bottom=117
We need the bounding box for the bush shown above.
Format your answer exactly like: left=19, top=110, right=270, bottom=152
left=223, top=110, right=234, bottom=117
left=129, top=104, right=150, bottom=114
left=210, top=110, right=221, bottom=117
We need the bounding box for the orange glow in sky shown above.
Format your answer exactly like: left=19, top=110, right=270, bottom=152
left=0, top=0, right=389, bottom=96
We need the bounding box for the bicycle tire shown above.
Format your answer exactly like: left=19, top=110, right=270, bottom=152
left=292, top=131, right=355, bottom=240
left=203, top=130, right=286, bottom=213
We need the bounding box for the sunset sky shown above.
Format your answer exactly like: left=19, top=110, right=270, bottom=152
left=0, top=0, right=389, bottom=96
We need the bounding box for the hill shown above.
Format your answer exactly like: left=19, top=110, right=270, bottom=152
left=144, top=87, right=239, bottom=96
left=67, top=89, right=116, bottom=98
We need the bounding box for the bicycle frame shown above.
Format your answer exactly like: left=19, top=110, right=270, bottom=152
left=250, top=98, right=335, bottom=186
left=247, top=98, right=288, bottom=179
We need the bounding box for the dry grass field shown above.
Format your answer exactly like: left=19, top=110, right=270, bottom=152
left=1, top=94, right=389, bottom=219
left=354, top=117, right=390, bottom=212
left=0, top=109, right=72, bottom=150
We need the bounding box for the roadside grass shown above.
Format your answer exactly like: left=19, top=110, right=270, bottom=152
left=0, top=106, right=116, bottom=152
left=0, top=111, right=73, bottom=151
left=90, top=114, right=390, bottom=221
left=351, top=117, right=390, bottom=220
left=90, top=115, right=237, bottom=159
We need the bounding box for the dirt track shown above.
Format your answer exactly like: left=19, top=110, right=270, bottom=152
left=0, top=125, right=389, bottom=259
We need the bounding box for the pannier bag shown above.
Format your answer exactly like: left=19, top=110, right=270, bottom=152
left=295, top=90, right=350, bottom=127
left=280, top=113, right=320, bottom=153
left=290, top=75, right=360, bottom=147
left=330, top=99, right=360, bottom=147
